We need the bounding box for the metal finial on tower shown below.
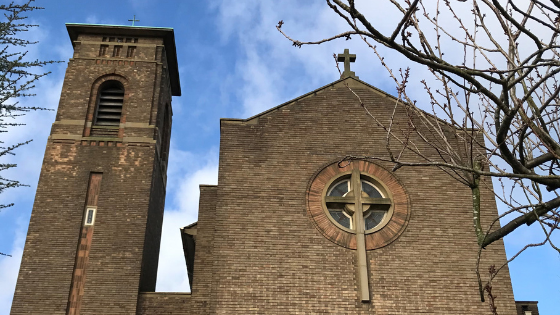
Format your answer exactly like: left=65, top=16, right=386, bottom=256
left=128, top=15, right=140, bottom=26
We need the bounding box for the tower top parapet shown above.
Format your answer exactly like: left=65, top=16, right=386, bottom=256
left=66, top=23, right=181, bottom=96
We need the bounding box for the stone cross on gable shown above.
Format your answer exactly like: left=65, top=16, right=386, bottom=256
left=325, top=168, right=392, bottom=302
left=337, top=49, right=359, bottom=79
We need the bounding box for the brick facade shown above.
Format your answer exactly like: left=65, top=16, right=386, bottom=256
left=10, top=24, right=179, bottom=315
left=12, top=23, right=523, bottom=314
left=138, top=79, right=520, bottom=314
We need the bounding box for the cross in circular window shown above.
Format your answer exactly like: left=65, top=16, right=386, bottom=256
left=325, top=169, right=392, bottom=232
left=324, top=168, right=392, bottom=302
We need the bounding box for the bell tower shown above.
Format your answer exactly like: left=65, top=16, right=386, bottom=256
left=11, top=24, right=180, bottom=315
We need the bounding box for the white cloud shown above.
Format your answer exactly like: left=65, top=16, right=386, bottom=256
left=84, top=15, right=120, bottom=26
left=127, top=0, right=151, bottom=11
left=0, top=76, right=62, bottom=210
left=0, top=21, right=68, bottom=314
left=211, top=0, right=371, bottom=117
left=208, top=0, right=464, bottom=118
left=0, top=219, right=26, bottom=315
left=156, top=147, right=218, bottom=292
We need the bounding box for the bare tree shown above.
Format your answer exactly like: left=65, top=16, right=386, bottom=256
left=278, top=0, right=560, bottom=308
left=1, top=0, right=59, bottom=256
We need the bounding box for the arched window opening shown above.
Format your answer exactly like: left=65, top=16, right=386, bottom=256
left=94, top=81, right=124, bottom=126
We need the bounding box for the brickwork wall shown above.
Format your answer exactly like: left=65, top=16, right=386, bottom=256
left=205, top=79, right=518, bottom=314
left=136, top=185, right=217, bottom=314
left=190, top=186, right=218, bottom=314
left=11, top=141, right=157, bottom=315
left=136, top=78, right=518, bottom=315
left=137, top=293, right=198, bottom=314
left=11, top=28, right=174, bottom=315
left=139, top=43, right=173, bottom=293
left=139, top=151, right=166, bottom=292
left=11, top=25, right=520, bottom=315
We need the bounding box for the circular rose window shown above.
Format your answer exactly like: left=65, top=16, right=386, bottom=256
left=325, top=175, right=393, bottom=233
left=307, top=160, right=410, bottom=250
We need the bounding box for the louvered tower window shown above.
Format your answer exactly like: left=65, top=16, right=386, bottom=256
left=95, top=82, right=124, bottom=126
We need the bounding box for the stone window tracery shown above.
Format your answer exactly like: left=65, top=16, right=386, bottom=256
left=307, top=160, right=410, bottom=250
left=326, top=177, right=390, bottom=232
left=307, top=160, right=411, bottom=302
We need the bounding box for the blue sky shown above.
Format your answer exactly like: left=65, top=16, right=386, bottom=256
left=0, top=0, right=558, bottom=314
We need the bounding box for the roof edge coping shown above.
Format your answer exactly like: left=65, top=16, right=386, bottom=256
left=220, top=76, right=476, bottom=132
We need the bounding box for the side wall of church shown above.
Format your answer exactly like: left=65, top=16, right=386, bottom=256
left=139, top=46, right=173, bottom=293
left=137, top=293, right=197, bottom=314
left=11, top=31, right=173, bottom=315
left=136, top=186, right=217, bottom=315
left=191, top=185, right=218, bottom=314
left=208, top=81, right=517, bottom=314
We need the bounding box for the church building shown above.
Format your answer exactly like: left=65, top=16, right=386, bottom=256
left=10, top=24, right=539, bottom=315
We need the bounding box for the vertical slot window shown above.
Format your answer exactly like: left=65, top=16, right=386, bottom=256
left=99, top=45, right=108, bottom=56
left=160, top=104, right=171, bottom=162
left=84, top=207, right=97, bottom=226
left=113, top=45, right=122, bottom=57
left=126, top=46, right=136, bottom=58
left=94, top=81, right=124, bottom=126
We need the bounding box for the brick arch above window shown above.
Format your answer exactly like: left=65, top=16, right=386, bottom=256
left=84, top=74, right=130, bottom=138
